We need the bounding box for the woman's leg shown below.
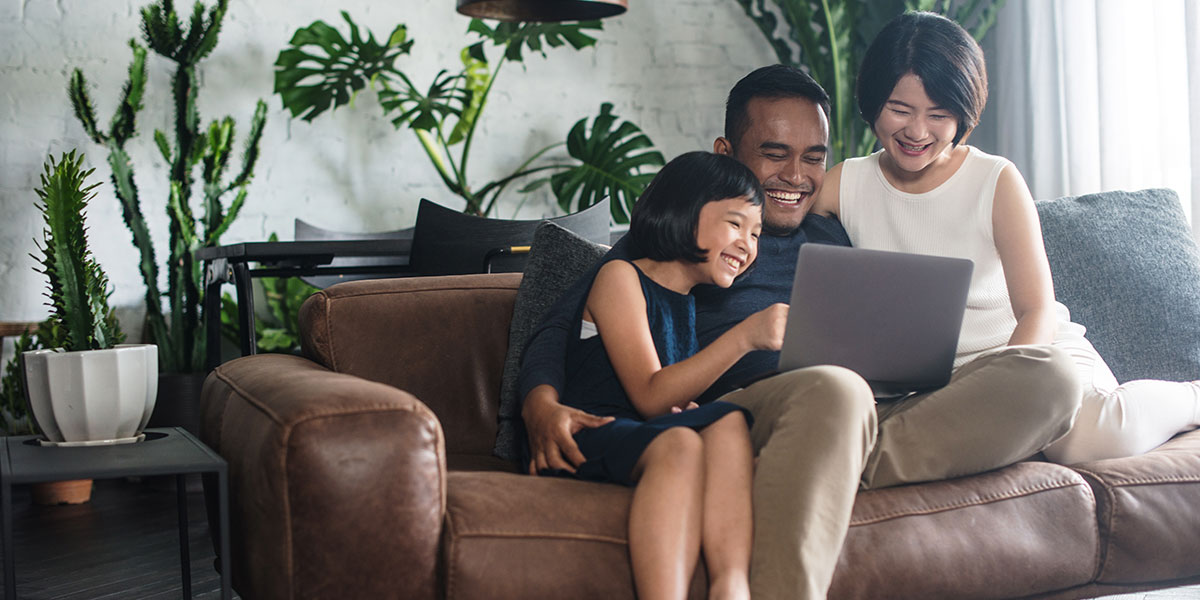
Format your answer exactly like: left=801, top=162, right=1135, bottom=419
left=698, top=411, right=753, bottom=600
left=629, top=427, right=705, bottom=600
left=1043, top=335, right=1200, bottom=464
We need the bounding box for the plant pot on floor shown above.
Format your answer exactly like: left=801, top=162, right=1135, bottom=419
left=31, top=480, right=93, bottom=505
left=22, top=344, right=158, bottom=444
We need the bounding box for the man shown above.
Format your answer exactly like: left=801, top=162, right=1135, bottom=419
left=518, top=65, right=1079, bottom=599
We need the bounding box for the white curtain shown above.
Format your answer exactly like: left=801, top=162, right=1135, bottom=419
left=985, top=0, right=1200, bottom=237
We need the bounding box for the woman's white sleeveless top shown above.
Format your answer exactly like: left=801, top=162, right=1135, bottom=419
left=838, top=147, right=1022, bottom=368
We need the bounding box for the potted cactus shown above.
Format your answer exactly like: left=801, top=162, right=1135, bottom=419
left=21, top=151, right=158, bottom=448
left=67, top=0, right=266, bottom=432
left=2, top=151, right=158, bottom=504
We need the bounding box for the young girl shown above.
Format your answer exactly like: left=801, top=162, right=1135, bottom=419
left=815, top=11, right=1200, bottom=465
left=560, top=151, right=784, bottom=600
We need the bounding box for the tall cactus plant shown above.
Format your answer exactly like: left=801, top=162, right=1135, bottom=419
left=67, top=0, right=267, bottom=373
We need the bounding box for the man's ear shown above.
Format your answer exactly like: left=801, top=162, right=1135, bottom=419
left=713, top=137, right=733, bottom=156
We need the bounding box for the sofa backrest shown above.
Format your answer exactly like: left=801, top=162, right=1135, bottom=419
left=299, top=274, right=522, bottom=457
left=1037, top=188, right=1200, bottom=382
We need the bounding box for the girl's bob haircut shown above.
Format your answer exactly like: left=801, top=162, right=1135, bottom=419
left=629, top=151, right=764, bottom=264
left=857, top=11, right=988, bottom=146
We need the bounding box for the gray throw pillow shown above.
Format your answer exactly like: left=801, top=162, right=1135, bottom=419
left=1037, top=188, right=1200, bottom=382
left=493, top=221, right=608, bottom=463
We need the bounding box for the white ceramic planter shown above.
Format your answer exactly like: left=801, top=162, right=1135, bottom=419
left=22, top=344, right=158, bottom=444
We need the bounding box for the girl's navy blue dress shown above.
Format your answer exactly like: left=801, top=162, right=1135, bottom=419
left=562, top=260, right=752, bottom=486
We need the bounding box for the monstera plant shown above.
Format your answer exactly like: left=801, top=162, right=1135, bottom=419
left=274, top=12, right=663, bottom=223
left=735, top=0, right=1005, bottom=164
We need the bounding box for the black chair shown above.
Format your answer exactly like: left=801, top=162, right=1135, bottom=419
left=408, top=198, right=611, bottom=276
left=292, top=219, right=414, bottom=288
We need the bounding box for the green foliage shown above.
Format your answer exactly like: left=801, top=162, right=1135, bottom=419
left=218, top=235, right=318, bottom=355
left=67, top=0, right=267, bottom=373
left=274, top=13, right=660, bottom=223
left=735, top=0, right=1006, bottom=164
left=33, top=152, right=125, bottom=353
left=0, top=327, right=45, bottom=436
left=523, top=103, right=663, bottom=223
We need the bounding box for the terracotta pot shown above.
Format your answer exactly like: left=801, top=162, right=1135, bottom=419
left=31, top=479, right=93, bottom=506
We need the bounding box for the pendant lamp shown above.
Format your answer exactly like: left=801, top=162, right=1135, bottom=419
left=456, top=0, right=628, bottom=22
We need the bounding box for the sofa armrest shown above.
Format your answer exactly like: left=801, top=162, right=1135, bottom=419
left=201, top=353, right=445, bottom=600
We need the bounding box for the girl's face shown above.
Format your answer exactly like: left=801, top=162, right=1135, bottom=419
left=873, top=73, right=960, bottom=176
left=692, top=196, right=762, bottom=288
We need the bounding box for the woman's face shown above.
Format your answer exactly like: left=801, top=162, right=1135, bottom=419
left=873, top=73, right=959, bottom=176
left=692, top=196, right=761, bottom=288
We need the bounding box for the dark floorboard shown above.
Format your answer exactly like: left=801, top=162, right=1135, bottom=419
left=2, top=476, right=237, bottom=599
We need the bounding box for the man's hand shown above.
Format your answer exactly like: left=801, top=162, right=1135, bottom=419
left=522, top=384, right=614, bottom=475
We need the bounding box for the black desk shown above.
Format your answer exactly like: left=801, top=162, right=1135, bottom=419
left=0, top=428, right=230, bottom=599
left=196, top=239, right=413, bottom=370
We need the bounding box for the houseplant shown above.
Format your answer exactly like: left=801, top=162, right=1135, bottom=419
left=734, top=0, right=1005, bottom=164
left=67, top=0, right=267, bottom=427
left=6, top=151, right=157, bottom=503
left=274, top=13, right=663, bottom=223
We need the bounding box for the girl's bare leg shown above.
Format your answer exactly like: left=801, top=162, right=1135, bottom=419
left=629, top=427, right=706, bottom=600
left=699, top=412, right=753, bottom=600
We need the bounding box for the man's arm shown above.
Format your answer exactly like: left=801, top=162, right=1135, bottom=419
left=517, top=237, right=632, bottom=474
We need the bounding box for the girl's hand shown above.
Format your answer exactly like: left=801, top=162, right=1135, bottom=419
left=739, top=303, right=789, bottom=352
left=671, top=401, right=700, bottom=414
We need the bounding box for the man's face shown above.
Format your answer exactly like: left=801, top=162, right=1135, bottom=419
left=714, top=97, right=829, bottom=234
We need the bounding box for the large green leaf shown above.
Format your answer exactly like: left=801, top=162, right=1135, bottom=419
left=274, top=11, right=413, bottom=121
left=541, top=103, right=664, bottom=224
left=379, top=69, right=470, bottom=132
left=447, top=48, right=491, bottom=146
left=467, top=19, right=602, bottom=62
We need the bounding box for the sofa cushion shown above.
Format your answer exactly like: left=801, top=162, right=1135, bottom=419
left=1037, top=188, right=1200, bottom=382
left=831, top=461, right=1099, bottom=599
left=1071, top=428, right=1200, bottom=585
left=493, top=222, right=609, bottom=463
left=443, top=471, right=707, bottom=600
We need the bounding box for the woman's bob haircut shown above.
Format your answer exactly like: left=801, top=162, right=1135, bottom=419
left=857, top=11, right=988, bottom=146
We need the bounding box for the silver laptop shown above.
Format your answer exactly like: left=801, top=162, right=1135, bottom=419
left=778, top=244, right=974, bottom=398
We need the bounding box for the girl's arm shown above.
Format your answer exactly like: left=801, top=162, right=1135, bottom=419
left=811, top=161, right=845, bottom=218
left=992, top=163, right=1058, bottom=346
left=586, top=260, right=786, bottom=419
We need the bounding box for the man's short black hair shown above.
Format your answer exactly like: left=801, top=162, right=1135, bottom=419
left=724, top=65, right=832, bottom=148
left=856, top=11, right=987, bottom=146
left=629, top=151, right=764, bottom=264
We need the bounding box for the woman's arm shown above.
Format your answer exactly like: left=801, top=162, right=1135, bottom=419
left=810, top=161, right=845, bottom=218
left=992, top=163, right=1058, bottom=346
left=587, top=261, right=786, bottom=418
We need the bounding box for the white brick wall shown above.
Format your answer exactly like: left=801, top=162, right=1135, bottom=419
left=0, top=0, right=775, bottom=335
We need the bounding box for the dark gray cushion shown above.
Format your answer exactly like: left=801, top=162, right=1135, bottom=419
left=1037, top=188, right=1200, bottom=382
left=493, top=222, right=608, bottom=463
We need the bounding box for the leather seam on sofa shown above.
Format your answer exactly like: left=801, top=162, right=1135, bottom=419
left=1072, top=472, right=1200, bottom=486
left=849, top=477, right=1091, bottom=526
left=452, top=530, right=627, bottom=545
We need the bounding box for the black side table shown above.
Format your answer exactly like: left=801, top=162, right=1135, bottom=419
left=0, top=428, right=230, bottom=599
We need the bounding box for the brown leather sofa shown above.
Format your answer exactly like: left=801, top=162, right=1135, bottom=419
left=200, top=271, right=1200, bottom=600
left=200, top=189, right=1200, bottom=599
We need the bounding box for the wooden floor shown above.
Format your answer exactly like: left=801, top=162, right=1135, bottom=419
left=1, top=477, right=235, bottom=600
left=0, top=476, right=1196, bottom=600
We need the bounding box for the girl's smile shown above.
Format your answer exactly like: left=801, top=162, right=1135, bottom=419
left=693, top=196, right=761, bottom=289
